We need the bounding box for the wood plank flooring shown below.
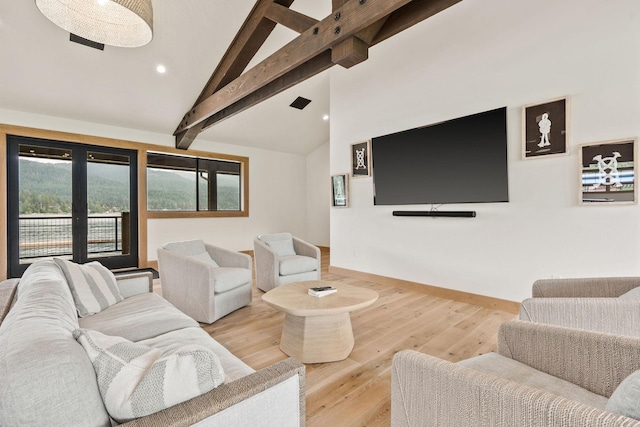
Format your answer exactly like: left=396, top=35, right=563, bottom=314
left=156, top=248, right=517, bottom=426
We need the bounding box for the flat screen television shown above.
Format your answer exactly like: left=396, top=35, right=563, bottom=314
left=372, top=107, right=509, bottom=205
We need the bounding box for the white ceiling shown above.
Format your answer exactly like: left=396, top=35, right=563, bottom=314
left=0, top=1, right=331, bottom=155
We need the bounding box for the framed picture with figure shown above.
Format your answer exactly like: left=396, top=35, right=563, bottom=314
left=522, top=97, right=569, bottom=159
left=351, top=140, right=371, bottom=177
left=331, top=174, right=348, bottom=208
left=579, top=138, right=637, bottom=205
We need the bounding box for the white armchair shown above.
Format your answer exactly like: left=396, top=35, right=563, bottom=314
left=157, top=239, right=252, bottom=324
left=253, top=233, right=320, bottom=292
left=519, top=277, right=640, bottom=337
left=392, top=321, right=640, bottom=426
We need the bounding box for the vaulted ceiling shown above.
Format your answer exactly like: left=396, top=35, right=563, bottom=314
left=0, top=0, right=459, bottom=155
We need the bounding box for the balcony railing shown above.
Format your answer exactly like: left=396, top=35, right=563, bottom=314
left=19, top=214, right=129, bottom=260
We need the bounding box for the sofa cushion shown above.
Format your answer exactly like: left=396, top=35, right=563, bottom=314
left=212, top=267, right=252, bottom=293
left=54, top=258, right=123, bottom=317
left=458, top=352, right=608, bottom=409
left=138, top=327, right=255, bottom=383
left=279, top=255, right=318, bottom=276
left=260, top=233, right=296, bottom=257
left=79, top=293, right=198, bottom=342
left=74, top=328, right=225, bottom=423
left=606, top=369, right=640, bottom=420
left=0, top=260, right=111, bottom=427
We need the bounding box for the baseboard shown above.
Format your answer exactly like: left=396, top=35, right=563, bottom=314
left=328, top=266, right=520, bottom=314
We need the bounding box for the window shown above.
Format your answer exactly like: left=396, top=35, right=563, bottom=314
left=146, top=152, right=245, bottom=216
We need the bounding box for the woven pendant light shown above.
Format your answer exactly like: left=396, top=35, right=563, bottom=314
left=35, top=0, right=153, bottom=48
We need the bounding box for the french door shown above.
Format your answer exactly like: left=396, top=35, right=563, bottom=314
left=6, top=135, right=138, bottom=277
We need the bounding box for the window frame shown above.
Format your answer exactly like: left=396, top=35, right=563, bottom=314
left=145, top=150, right=249, bottom=219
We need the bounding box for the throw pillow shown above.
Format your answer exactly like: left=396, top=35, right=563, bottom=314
left=605, top=370, right=640, bottom=420
left=73, top=328, right=225, bottom=423
left=190, top=251, right=219, bottom=268
left=260, top=233, right=296, bottom=257
left=619, top=287, right=640, bottom=298
left=54, top=258, right=123, bottom=317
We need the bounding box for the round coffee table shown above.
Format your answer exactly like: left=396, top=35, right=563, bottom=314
left=262, top=280, right=378, bottom=363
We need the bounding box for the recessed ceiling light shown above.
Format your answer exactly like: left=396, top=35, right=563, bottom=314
left=156, top=64, right=166, bottom=74
left=322, top=114, right=329, bottom=121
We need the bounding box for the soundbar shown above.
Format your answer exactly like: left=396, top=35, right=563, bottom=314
left=392, top=210, right=476, bottom=218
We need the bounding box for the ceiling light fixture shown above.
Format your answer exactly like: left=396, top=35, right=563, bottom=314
left=323, top=114, right=329, bottom=121
left=156, top=64, right=166, bottom=74
left=35, top=0, right=153, bottom=48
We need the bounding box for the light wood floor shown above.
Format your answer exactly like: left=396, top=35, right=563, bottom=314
left=156, top=248, right=517, bottom=426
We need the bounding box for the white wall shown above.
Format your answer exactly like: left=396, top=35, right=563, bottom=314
left=329, top=0, right=640, bottom=302
left=1, top=109, right=327, bottom=258
left=306, top=141, right=330, bottom=246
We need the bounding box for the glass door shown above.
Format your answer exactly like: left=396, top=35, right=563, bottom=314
left=6, top=136, right=138, bottom=277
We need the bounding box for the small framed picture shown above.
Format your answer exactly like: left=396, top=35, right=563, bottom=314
left=351, top=140, right=371, bottom=178
left=579, top=138, right=637, bottom=205
left=331, top=174, right=348, bottom=207
left=522, top=97, right=569, bottom=159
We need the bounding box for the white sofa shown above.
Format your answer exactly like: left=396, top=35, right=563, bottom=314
left=0, top=260, right=305, bottom=426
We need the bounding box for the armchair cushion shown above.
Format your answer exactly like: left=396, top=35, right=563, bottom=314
left=459, top=352, right=607, bottom=409
left=279, top=255, right=318, bottom=276
left=259, top=233, right=296, bottom=257
left=73, top=328, right=225, bottom=423
left=189, top=251, right=219, bottom=268
left=54, top=258, right=123, bottom=317
left=606, top=370, right=640, bottom=420
left=211, top=267, right=252, bottom=293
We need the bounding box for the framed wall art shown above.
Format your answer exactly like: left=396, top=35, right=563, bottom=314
left=522, top=96, right=569, bottom=159
left=579, top=138, right=637, bottom=205
left=331, top=174, right=348, bottom=208
left=351, top=140, right=371, bottom=178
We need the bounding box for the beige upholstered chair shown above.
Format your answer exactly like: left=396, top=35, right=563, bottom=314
left=519, top=277, right=640, bottom=336
left=253, top=232, right=320, bottom=292
left=157, top=239, right=252, bottom=324
left=391, top=321, right=640, bottom=426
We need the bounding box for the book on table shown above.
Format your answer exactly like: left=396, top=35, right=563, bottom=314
left=308, top=286, right=337, bottom=297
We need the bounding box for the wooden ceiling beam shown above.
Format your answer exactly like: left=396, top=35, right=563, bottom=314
left=175, top=0, right=415, bottom=136
left=371, top=0, right=463, bottom=46
left=175, top=0, right=294, bottom=149
left=201, top=50, right=334, bottom=130
left=265, top=3, right=318, bottom=34
left=176, top=0, right=464, bottom=149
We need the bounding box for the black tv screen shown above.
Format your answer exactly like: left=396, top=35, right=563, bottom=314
left=372, top=107, right=509, bottom=205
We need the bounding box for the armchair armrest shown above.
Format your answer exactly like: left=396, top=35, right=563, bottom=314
left=0, top=279, right=19, bottom=325
left=292, top=237, right=320, bottom=261
left=498, top=320, right=640, bottom=397
left=519, top=298, right=640, bottom=336
left=206, top=244, right=252, bottom=270
left=391, top=349, right=640, bottom=427
left=122, top=358, right=305, bottom=427
left=254, top=238, right=280, bottom=287
left=115, top=272, right=153, bottom=298
left=157, top=247, right=216, bottom=309
left=532, top=277, right=640, bottom=297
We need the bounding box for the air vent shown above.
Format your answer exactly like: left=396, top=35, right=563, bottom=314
left=70, top=33, right=105, bottom=51
left=289, top=96, right=312, bottom=110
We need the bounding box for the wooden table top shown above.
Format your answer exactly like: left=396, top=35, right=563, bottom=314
left=262, top=280, right=378, bottom=317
